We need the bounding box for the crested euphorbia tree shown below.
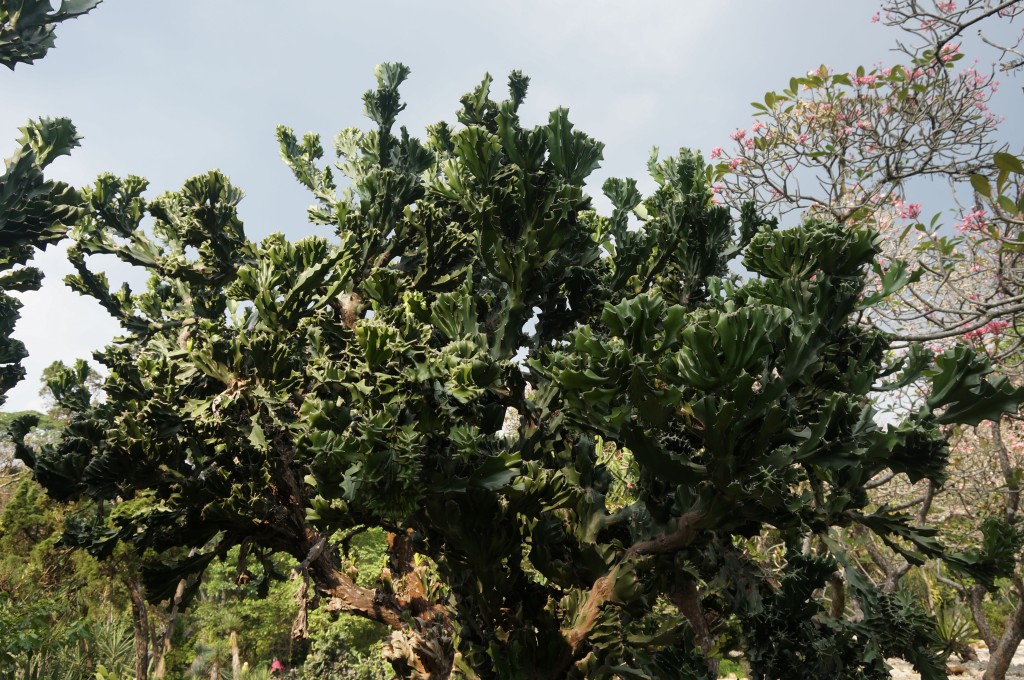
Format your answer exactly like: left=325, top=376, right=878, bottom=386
left=0, top=0, right=102, bottom=407
left=12, top=65, right=1024, bottom=679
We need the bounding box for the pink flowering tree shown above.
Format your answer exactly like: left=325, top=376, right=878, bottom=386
left=713, top=4, right=1024, bottom=678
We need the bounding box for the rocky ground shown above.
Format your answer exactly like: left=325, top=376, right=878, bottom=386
left=886, top=644, right=1024, bottom=679
left=716, top=643, right=1024, bottom=679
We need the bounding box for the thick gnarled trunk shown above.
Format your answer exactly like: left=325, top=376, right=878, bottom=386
left=303, top=530, right=453, bottom=679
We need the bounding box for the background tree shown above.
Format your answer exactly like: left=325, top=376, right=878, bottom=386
left=712, top=3, right=1024, bottom=678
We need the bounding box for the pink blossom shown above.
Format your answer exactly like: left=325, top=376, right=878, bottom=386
left=898, top=203, right=922, bottom=220
left=729, top=158, right=744, bottom=170
left=729, top=129, right=747, bottom=141
left=271, top=658, right=285, bottom=673
left=709, top=146, right=723, bottom=159
left=744, top=138, right=755, bottom=150
left=957, top=209, right=988, bottom=232
left=796, top=133, right=808, bottom=144
left=854, top=74, right=878, bottom=86
left=871, top=11, right=881, bottom=23
left=938, top=1, right=956, bottom=13
left=964, top=320, right=1010, bottom=341
left=751, top=121, right=766, bottom=134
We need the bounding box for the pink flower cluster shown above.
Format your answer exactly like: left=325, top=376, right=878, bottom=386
left=898, top=202, right=922, bottom=220
left=709, top=146, right=723, bottom=160
left=937, top=1, right=956, bottom=13
left=964, top=320, right=1009, bottom=341
left=957, top=209, right=988, bottom=232
left=730, top=129, right=747, bottom=141
left=940, top=43, right=962, bottom=62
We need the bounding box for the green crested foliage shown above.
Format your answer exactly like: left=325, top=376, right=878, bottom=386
left=0, top=0, right=101, bottom=69
left=12, top=64, right=1024, bottom=679
left=0, top=118, right=82, bottom=407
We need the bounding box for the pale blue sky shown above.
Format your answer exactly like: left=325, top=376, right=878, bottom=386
left=0, top=1, right=1015, bottom=411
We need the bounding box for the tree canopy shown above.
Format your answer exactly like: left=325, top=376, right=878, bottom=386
left=10, top=63, right=1024, bottom=679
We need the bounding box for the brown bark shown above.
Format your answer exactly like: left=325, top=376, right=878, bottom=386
left=969, top=584, right=999, bottom=650
left=271, top=438, right=450, bottom=676
left=303, top=531, right=452, bottom=679
left=563, top=572, right=614, bottom=653
left=982, top=595, right=1024, bottom=680
left=152, top=581, right=185, bottom=678
left=992, top=420, right=1021, bottom=521
left=386, top=529, right=430, bottom=612
left=153, top=568, right=194, bottom=678
left=561, top=512, right=703, bottom=656
left=291, top=575, right=310, bottom=642
left=829, top=570, right=847, bottom=619
left=969, top=419, right=1024, bottom=680
left=669, top=580, right=720, bottom=677
left=127, top=578, right=151, bottom=680
left=310, top=551, right=406, bottom=628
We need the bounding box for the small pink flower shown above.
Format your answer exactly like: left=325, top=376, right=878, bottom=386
left=898, top=203, right=922, bottom=220
left=751, top=121, right=766, bottom=134
left=870, top=11, right=880, bottom=23
left=729, top=129, right=747, bottom=141
left=709, top=146, right=723, bottom=159
left=938, top=1, right=956, bottom=13
left=729, top=158, right=744, bottom=170
left=796, top=133, right=808, bottom=144
left=744, top=138, right=755, bottom=150
left=271, top=659, right=285, bottom=673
